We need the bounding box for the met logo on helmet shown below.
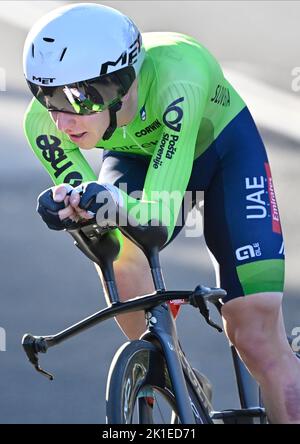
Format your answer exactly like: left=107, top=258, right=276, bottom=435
left=100, top=34, right=142, bottom=75
left=32, top=76, right=56, bottom=85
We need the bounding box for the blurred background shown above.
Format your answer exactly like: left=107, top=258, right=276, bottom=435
left=0, top=1, right=299, bottom=423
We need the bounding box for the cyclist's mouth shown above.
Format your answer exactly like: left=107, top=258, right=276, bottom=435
left=69, top=132, right=88, bottom=142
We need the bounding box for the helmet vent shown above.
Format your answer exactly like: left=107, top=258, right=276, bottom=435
left=43, top=37, right=55, bottom=42
left=59, top=47, right=68, bottom=62
left=31, top=44, right=34, bottom=58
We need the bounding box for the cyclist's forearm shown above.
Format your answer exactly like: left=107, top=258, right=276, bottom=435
left=24, top=98, right=97, bottom=186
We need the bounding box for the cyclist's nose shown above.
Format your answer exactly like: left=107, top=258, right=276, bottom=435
left=55, top=112, right=77, bottom=133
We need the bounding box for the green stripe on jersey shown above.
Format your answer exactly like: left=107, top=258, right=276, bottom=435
left=236, top=259, right=285, bottom=295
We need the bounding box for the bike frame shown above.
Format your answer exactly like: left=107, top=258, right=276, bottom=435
left=22, top=225, right=265, bottom=424
left=22, top=285, right=264, bottom=423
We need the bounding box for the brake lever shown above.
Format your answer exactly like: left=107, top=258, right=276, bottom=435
left=22, top=334, right=54, bottom=381
left=190, top=285, right=225, bottom=333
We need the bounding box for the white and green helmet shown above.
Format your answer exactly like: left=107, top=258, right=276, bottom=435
left=23, top=2, right=145, bottom=139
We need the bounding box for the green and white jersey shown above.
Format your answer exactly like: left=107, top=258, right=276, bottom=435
left=24, top=32, right=246, bottom=242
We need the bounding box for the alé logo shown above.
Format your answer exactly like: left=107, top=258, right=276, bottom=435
left=236, top=243, right=261, bottom=261
left=245, top=163, right=281, bottom=234
left=236, top=240, right=284, bottom=262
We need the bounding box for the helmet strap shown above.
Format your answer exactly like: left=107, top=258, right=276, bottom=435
left=102, top=100, right=123, bottom=140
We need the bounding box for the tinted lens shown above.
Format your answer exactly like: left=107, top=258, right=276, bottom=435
left=27, top=81, right=77, bottom=113
left=27, top=77, right=124, bottom=115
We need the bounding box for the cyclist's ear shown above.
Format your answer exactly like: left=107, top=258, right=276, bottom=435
left=121, top=92, right=130, bottom=102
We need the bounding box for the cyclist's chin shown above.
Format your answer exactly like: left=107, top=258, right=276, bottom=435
left=70, top=133, right=98, bottom=150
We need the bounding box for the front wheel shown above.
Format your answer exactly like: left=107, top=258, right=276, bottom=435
left=106, top=340, right=212, bottom=424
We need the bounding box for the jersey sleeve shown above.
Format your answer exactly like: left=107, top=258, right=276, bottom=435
left=23, top=98, right=125, bottom=258
left=23, top=98, right=97, bottom=186
left=118, top=81, right=207, bottom=243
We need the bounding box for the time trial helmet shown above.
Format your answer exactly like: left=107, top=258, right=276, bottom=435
left=23, top=3, right=145, bottom=139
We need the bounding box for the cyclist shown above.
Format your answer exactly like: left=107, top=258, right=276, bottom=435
left=23, top=3, right=300, bottom=423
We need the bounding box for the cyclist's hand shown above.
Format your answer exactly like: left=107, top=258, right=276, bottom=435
left=74, top=182, right=120, bottom=226
left=37, top=184, right=87, bottom=230
left=67, top=186, right=95, bottom=222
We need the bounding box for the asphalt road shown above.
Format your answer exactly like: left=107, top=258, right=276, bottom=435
left=0, top=1, right=299, bottom=423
